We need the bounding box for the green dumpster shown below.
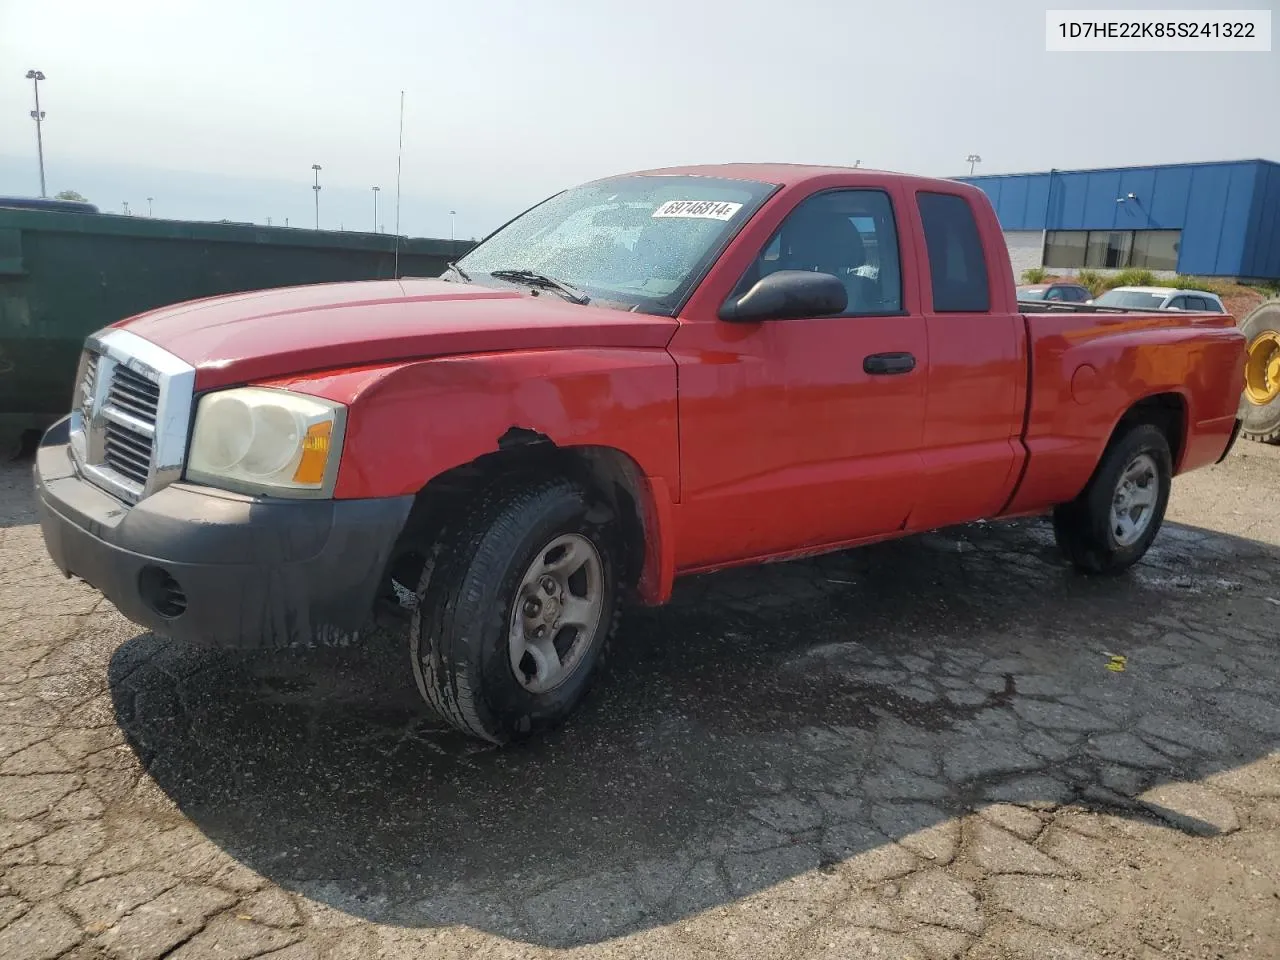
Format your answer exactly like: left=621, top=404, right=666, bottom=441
left=0, top=203, right=473, bottom=452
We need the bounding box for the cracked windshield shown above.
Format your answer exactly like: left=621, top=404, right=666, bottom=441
left=457, top=176, right=774, bottom=311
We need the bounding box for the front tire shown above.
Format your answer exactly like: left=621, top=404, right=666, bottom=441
left=1052, top=423, right=1172, bottom=575
left=409, top=477, right=621, bottom=743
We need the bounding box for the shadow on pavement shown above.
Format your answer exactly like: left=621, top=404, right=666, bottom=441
left=109, top=516, right=1280, bottom=947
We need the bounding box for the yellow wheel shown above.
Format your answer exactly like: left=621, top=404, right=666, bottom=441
left=1244, top=331, right=1280, bottom=406
left=1239, top=300, right=1280, bottom=444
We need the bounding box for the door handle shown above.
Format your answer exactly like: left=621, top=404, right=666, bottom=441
left=863, top=352, right=916, bottom=375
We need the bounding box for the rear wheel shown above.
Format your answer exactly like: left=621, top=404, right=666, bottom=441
left=1240, top=300, right=1280, bottom=444
left=409, top=477, right=621, bottom=743
left=1052, top=423, right=1172, bottom=575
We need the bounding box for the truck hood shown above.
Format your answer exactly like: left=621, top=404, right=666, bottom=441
left=116, top=278, right=679, bottom=390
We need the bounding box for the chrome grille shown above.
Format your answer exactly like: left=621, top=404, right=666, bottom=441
left=68, top=329, right=195, bottom=504
left=78, top=354, right=98, bottom=420
left=103, top=419, right=153, bottom=484
left=101, top=364, right=160, bottom=484
left=106, top=364, right=160, bottom=424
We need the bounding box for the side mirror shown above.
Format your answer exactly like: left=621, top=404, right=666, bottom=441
left=719, top=270, right=847, bottom=322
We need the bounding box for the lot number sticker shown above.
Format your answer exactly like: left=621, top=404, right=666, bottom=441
left=652, top=199, right=743, bottom=220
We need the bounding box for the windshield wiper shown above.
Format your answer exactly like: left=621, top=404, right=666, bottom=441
left=488, top=269, right=589, bottom=305
left=441, top=261, right=472, bottom=282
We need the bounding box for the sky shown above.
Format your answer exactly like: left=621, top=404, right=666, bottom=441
left=1, top=0, right=1277, bottom=240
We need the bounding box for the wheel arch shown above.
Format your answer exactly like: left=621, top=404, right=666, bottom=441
left=375, top=438, right=673, bottom=625
left=1108, top=390, right=1188, bottom=473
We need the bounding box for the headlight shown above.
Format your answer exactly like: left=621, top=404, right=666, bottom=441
left=186, top=387, right=346, bottom=497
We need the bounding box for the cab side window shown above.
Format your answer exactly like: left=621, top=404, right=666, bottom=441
left=917, top=192, right=990, bottom=313
left=734, top=189, right=903, bottom=315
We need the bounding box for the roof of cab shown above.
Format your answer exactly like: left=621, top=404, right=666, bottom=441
left=603, top=163, right=971, bottom=192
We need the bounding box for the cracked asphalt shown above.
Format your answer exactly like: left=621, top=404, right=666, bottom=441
left=1, top=441, right=1279, bottom=960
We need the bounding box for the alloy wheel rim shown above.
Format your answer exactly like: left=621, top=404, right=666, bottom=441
left=508, top=533, right=604, bottom=694
left=1110, top=452, right=1159, bottom=547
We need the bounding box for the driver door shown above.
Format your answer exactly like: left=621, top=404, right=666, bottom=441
left=668, top=182, right=928, bottom=570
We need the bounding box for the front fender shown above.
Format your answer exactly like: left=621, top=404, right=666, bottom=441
left=266, top=348, right=681, bottom=602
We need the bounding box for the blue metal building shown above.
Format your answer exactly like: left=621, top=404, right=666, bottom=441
left=956, top=159, right=1280, bottom=281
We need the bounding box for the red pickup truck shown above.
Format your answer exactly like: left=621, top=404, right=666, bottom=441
left=34, top=164, right=1246, bottom=743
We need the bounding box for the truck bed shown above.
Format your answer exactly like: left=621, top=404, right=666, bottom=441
left=1004, top=306, right=1243, bottom=516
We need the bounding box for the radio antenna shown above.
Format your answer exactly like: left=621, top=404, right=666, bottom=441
left=394, top=89, right=404, bottom=278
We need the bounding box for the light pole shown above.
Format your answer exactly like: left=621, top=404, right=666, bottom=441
left=26, top=70, right=47, bottom=198
left=122, top=201, right=130, bottom=216
left=147, top=197, right=153, bottom=217
left=372, top=186, right=380, bottom=232
left=450, top=210, right=456, bottom=242
left=311, top=164, right=322, bottom=229
left=966, top=153, right=982, bottom=176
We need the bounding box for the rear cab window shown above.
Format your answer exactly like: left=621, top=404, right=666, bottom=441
left=916, top=192, right=990, bottom=312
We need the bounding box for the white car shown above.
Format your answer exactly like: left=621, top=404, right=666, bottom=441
left=1088, top=286, right=1226, bottom=313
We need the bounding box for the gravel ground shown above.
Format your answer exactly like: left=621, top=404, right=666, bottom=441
left=1, top=440, right=1278, bottom=959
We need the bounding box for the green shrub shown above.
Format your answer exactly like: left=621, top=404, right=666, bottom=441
left=1074, top=269, right=1105, bottom=296
left=1161, top=275, right=1228, bottom=295
left=1021, top=267, right=1049, bottom=284
left=1106, top=268, right=1157, bottom=289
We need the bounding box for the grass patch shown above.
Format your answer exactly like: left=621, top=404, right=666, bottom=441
left=1020, top=267, right=1049, bottom=284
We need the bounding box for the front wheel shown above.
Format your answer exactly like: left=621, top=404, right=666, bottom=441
left=409, top=478, right=621, bottom=743
left=1052, top=423, right=1172, bottom=575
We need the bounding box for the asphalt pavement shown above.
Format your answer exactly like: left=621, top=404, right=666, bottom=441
left=1, top=442, right=1278, bottom=959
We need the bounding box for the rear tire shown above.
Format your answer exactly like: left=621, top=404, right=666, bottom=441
left=1052, top=423, right=1172, bottom=575
left=409, top=477, right=621, bottom=744
left=1240, top=299, right=1280, bottom=444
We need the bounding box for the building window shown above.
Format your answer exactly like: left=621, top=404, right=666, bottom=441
left=1044, top=231, right=1087, bottom=269
left=1043, top=229, right=1180, bottom=271
left=1130, top=231, right=1180, bottom=271
left=1086, top=231, right=1133, bottom=269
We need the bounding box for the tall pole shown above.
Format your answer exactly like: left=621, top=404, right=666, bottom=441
left=394, top=89, right=404, bottom=277
left=311, top=164, right=322, bottom=229
left=450, top=210, right=456, bottom=242
left=147, top=197, right=153, bottom=217
left=26, top=70, right=47, bottom=198
left=372, top=186, right=380, bottom=232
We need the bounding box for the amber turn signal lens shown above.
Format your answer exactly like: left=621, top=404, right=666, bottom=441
left=292, top=421, right=333, bottom=485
